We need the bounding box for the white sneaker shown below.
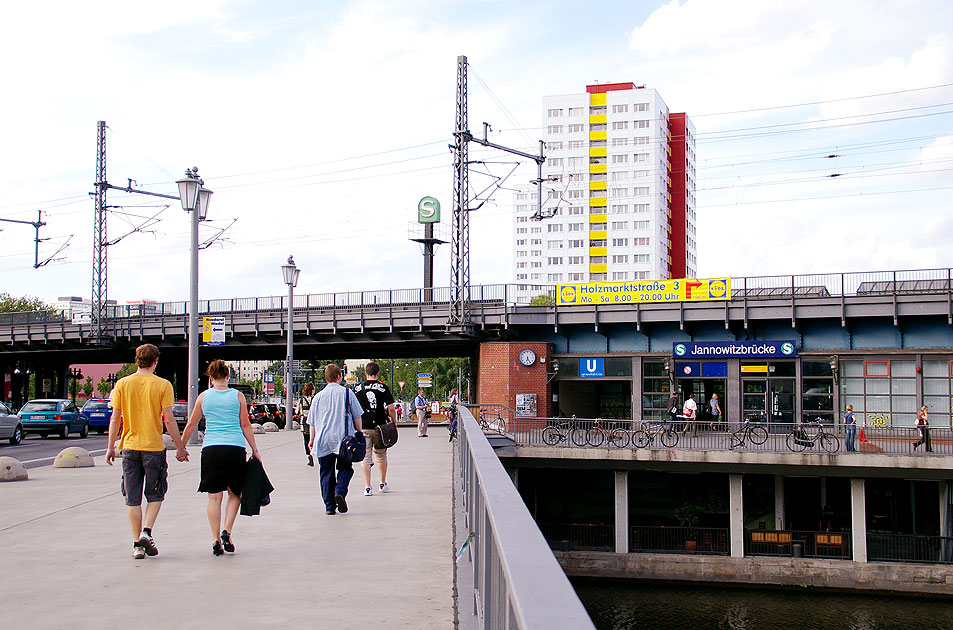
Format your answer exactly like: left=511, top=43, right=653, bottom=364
left=133, top=545, right=145, bottom=559
left=379, top=483, right=390, bottom=493
left=364, top=487, right=372, bottom=496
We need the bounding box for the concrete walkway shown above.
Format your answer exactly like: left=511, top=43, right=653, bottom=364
left=0, top=426, right=453, bottom=629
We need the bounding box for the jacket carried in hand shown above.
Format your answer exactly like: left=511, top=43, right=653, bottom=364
left=241, top=457, right=274, bottom=516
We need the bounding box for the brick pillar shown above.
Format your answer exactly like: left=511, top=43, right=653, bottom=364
left=477, top=342, right=552, bottom=423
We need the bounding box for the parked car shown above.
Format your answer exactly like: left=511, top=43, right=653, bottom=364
left=0, top=401, right=23, bottom=445
left=172, top=400, right=189, bottom=429
left=81, top=398, right=111, bottom=434
left=248, top=403, right=285, bottom=428
left=17, top=398, right=87, bottom=439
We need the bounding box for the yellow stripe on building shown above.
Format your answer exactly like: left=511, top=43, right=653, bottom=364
left=589, top=230, right=607, bottom=239
left=588, top=214, right=607, bottom=223
left=589, top=263, right=607, bottom=273
left=589, top=247, right=607, bottom=256
left=589, top=197, right=607, bottom=207
left=589, top=164, right=607, bottom=174
left=589, top=147, right=607, bottom=157
left=590, top=93, right=607, bottom=107
left=589, top=181, right=607, bottom=191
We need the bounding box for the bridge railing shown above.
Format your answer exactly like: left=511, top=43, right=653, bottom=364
left=1, top=268, right=951, bottom=325
left=455, top=406, right=595, bottom=629
left=510, top=418, right=951, bottom=456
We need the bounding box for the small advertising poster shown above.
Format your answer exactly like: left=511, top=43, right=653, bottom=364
left=202, top=316, right=226, bottom=346
left=516, top=393, right=537, bottom=417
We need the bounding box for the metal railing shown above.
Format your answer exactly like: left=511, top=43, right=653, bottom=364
left=746, top=529, right=853, bottom=560
left=455, top=407, right=595, bottom=629
left=538, top=523, right=614, bottom=552
left=630, top=526, right=731, bottom=556
left=3, top=267, right=952, bottom=325
left=510, top=418, right=952, bottom=456
left=868, top=533, right=953, bottom=564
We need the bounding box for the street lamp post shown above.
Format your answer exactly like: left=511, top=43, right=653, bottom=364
left=176, top=168, right=212, bottom=445
left=282, top=256, right=300, bottom=431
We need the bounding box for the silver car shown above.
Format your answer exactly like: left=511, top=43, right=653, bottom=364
left=0, top=401, right=23, bottom=445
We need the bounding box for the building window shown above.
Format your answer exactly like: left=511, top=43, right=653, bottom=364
left=547, top=223, right=563, bottom=232
left=568, top=239, right=584, bottom=248
left=568, top=156, right=586, bottom=167
left=633, top=221, right=650, bottom=229
left=531, top=227, right=542, bottom=233
left=568, top=190, right=585, bottom=199
left=591, top=273, right=607, bottom=281
left=611, top=238, right=628, bottom=247
left=568, top=256, right=584, bottom=265
left=531, top=262, right=542, bottom=268
left=516, top=239, right=526, bottom=246
left=611, top=221, right=628, bottom=230
left=633, top=203, right=649, bottom=213
left=547, top=108, right=564, bottom=117
left=611, top=188, right=628, bottom=197
left=612, top=104, right=628, bottom=113
left=568, top=124, right=585, bottom=133
left=516, top=216, right=527, bottom=223
left=634, top=237, right=650, bottom=246
left=612, top=255, right=629, bottom=264
left=611, top=171, right=630, bottom=181
left=612, top=272, right=629, bottom=281
left=611, top=121, right=629, bottom=130
left=516, top=251, right=527, bottom=257
left=636, top=120, right=650, bottom=128
left=590, top=223, right=607, bottom=231
left=635, top=254, right=650, bottom=263
left=547, top=240, right=563, bottom=249
left=547, top=125, right=563, bottom=134
left=516, top=227, right=528, bottom=234
left=612, top=137, right=629, bottom=147
left=546, top=141, right=564, bottom=150
left=612, top=154, right=629, bottom=164
left=841, top=359, right=918, bottom=426
left=568, top=107, right=585, bottom=116
left=547, top=257, right=563, bottom=265
left=547, top=273, right=563, bottom=282
left=516, top=274, right=527, bottom=280
left=610, top=204, right=628, bottom=214
left=590, top=256, right=607, bottom=264
left=634, top=103, right=648, bottom=112
left=568, top=140, right=585, bottom=149
left=634, top=136, right=649, bottom=145
left=802, top=360, right=835, bottom=423
left=568, top=272, right=585, bottom=281
left=568, top=206, right=584, bottom=215
left=922, top=358, right=953, bottom=428
left=568, top=223, right=585, bottom=232
left=633, top=187, right=650, bottom=196
left=548, top=157, right=564, bottom=167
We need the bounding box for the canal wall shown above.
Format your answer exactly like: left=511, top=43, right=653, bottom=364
left=555, top=551, right=953, bottom=596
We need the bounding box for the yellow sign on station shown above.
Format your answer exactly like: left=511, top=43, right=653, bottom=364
left=556, top=278, right=731, bottom=306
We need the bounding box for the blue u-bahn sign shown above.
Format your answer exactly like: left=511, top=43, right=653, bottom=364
left=673, top=340, right=797, bottom=359
left=579, top=358, right=605, bottom=378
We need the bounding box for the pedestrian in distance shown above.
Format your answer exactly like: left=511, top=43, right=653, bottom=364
left=308, top=364, right=365, bottom=515
left=708, top=393, right=722, bottom=431
left=297, top=382, right=316, bottom=466
left=105, top=343, right=188, bottom=560
left=447, top=387, right=460, bottom=441
left=844, top=404, right=857, bottom=452
left=913, top=405, right=932, bottom=452
left=181, top=360, right=261, bottom=556
left=353, top=362, right=396, bottom=497
left=682, top=393, right=697, bottom=435
left=666, top=392, right=679, bottom=431
left=414, top=388, right=429, bottom=437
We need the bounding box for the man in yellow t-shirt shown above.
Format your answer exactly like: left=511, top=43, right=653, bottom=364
left=105, top=344, right=189, bottom=559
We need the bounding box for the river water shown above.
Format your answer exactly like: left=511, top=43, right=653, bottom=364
left=573, top=579, right=953, bottom=630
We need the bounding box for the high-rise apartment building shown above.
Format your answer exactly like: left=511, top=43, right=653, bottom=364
left=513, top=83, right=696, bottom=295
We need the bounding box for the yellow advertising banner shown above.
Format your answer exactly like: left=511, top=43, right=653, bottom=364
left=556, top=278, right=731, bottom=306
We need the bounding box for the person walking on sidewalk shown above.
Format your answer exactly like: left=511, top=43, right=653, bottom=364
left=414, top=389, right=429, bottom=437
left=913, top=405, right=933, bottom=452
left=181, top=360, right=261, bottom=556
left=105, top=343, right=188, bottom=560
left=682, top=393, right=697, bottom=435
left=308, top=364, right=365, bottom=515
left=447, top=388, right=460, bottom=441
left=297, top=382, right=315, bottom=466
left=354, top=362, right=396, bottom=497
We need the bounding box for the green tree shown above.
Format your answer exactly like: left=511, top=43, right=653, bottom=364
left=115, top=363, right=136, bottom=379
left=374, top=357, right=470, bottom=402
left=82, top=376, right=94, bottom=399
left=0, top=292, right=51, bottom=313
left=96, top=377, right=111, bottom=398
left=529, top=294, right=554, bottom=306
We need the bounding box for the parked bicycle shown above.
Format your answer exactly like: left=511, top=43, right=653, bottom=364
left=542, top=416, right=586, bottom=446
left=724, top=419, right=769, bottom=449
left=479, top=408, right=506, bottom=434
left=576, top=418, right=629, bottom=448
left=785, top=419, right=840, bottom=453
left=632, top=420, right=679, bottom=448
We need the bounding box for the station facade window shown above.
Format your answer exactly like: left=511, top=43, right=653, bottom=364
left=642, top=360, right=671, bottom=421
left=922, top=358, right=953, bottom=428
left=801, top=360, right=835, bottom=423
left=840, top=359, right=917, bottom=427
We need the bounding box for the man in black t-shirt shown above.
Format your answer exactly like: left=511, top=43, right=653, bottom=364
left=353, top=362, right=396, bottom=496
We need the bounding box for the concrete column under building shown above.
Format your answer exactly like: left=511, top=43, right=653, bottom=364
left=725, top=359, right=740, bottom=422
left=614, top=471, right=629, bottom=554
left=774, top=475, right=785, bottom=529
left=729, top=474, right=744, bottom=558
left=941, top=481, right=952, bottom=563
left=851, top=478, right=868, bottom=563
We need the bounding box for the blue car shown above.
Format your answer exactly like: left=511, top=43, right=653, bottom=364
left=18, top=398, right=87, bottom=439
left=81, top=398, right=111, bottom=434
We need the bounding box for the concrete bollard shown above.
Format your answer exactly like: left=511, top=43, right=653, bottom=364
left=53, top=447, right=95, bottom=468
left=263, top=422, right=279, bottom=433
left=0, top=456, right=29, bottom=481
left=252, top=423, right=265, bottom=434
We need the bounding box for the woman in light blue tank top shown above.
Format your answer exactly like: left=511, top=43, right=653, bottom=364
left=182, top=360, right=260, bottom=556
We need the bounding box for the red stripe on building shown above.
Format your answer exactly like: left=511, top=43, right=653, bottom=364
left=586, top=82, right=637, bottom=94
left=668, top=113, right=687, bottom=279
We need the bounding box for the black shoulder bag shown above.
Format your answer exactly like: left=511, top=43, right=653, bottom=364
left=339, top=389, right=366, bottom=463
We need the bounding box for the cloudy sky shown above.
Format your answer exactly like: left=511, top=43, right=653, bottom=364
left=0, top=0, right=950, bottom=305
